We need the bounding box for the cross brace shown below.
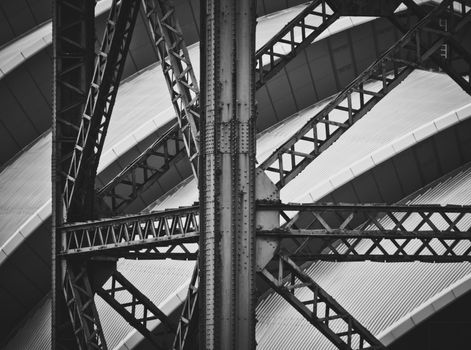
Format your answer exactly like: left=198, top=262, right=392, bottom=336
left=97, top=270, right=176, bottom=349
left=259, top=0, right=471, bottom=189
left=259, top=203, right=471, bottom=262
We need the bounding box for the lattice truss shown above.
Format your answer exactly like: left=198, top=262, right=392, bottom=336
left=97, top=271, right=177, bottom=348
left=52, top=0, right=471, bottom=349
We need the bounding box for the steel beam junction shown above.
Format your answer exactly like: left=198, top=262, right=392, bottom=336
left=60, top=203, right=471, bottom=261
left=97, top=0, right=343, bottom=215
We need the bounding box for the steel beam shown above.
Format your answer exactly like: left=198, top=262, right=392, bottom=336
left=259, top=0, right=469, bottom=189
left=259, top=253, right=386, bottom=350
left=259, top=203, right=471, bottom=262
left=63, top=0, right=140, bottom=216
left=60, top=202, right=471, bottom=261
left=97, top=271, right=175, bottom=349
left=60, top=205, right=199, bottom=257
left=199, top=0, right=257, bottom=348
left=255, top=0, right=340, bottom=89
left=98, top=0, right=341, bottom=215
left=52, top=0, right=95, bottom=347
left=172, top=260, right=200, bottom=350
left=63, top=265, right=108, bottom=350
left=391, top=0, right=471, bottom=95
left=142, top=0, right=201, bottom=178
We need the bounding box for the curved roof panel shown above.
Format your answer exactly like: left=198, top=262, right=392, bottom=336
left=255, top=163, right=471, bottom=349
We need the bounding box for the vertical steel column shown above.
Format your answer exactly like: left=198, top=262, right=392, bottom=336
left=199, top=0, right=256, bottom=349
left=52, top=0, right=95, bottom=348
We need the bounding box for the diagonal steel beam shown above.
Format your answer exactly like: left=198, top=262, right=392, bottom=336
left=259, top=253, right=386, bottom=350
left=255, top=0, right=340, bottom=89
left=258, top=203, right=471, bottom=262
left=63, top=265, right=108, bottom=350
left=63, top=0, right=140, bottom=217
left=172, top=259, right=199, bottom=350
left=97, top=271, right=175, bottom=349
left=259, top=0, right=469, bottom=189
left=97, top=0, right=341, bottom=215
left=141, top=0, right=201, bottom=178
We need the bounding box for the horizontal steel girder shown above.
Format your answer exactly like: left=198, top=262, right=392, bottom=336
left=97, top=0, right=341, bottom=214
left=259, top=0, right=471, bottom=189
left=61, top=203, right=471, bottom=262
left=60, top=205, right=199, bottom=257
left=259, top=203, right=471, bottom=262
left=259, top=253, right=386, bottom=350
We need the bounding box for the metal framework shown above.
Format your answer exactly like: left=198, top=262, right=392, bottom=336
left=51, top=0, right=471, bottom=349
left=52, top=0, right=95, bottom=347
left=97, top=0, right=343, bottom=215
left=60, top=205, right=199, bottom=257
left=260, top=0, right=471, bottom=188
left=254, top=0, right=340, bottom=89
left=63, top=265, right=108, bottom=349
left=259, top=203, right=471, bottom=262
left=63, top=0, right=140, bottom=215
left=172, top=261, right=200, bottom=350
left=142, top=0, right=201, bottom=178
left=97, top=271, right=175, bottom=348
left=259, top=253, right=386, bottom=350
left=395, top=0, right=471, bottom=94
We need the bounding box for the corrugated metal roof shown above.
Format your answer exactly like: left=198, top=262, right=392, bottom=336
left=255, top=164, right=471, bottom=349
left=150, top=70, right=471, bottom=211
left=0, top=133, right=50, bottom=246
left=2, top=259, right=194, bottom=350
